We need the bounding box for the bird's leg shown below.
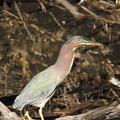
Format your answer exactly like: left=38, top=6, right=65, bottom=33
left=39, top=107, right=44, bottom=120
left=24, top=111, right=33, bottom=120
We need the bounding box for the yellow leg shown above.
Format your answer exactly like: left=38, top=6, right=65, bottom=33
left=39, top=107, right=44, bottom=120
left=24, top=111, right=33, bottom=120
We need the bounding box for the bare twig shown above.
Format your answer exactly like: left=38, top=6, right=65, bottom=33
left=30, top=23, right=46, bottom=34
left=56, top=0, right=84, bottom=19
left=2, top=9, right=19, bottom=19
left=116, top=0, right=120, bottom=5
left=110, top=88, right=119, bottom=97
left=38, top=0, right=47, bottom=12
left=81, top=5, right=120, bottom=24
left=42, top=0, right=66, bottom=11
left=14, top=2, right=34, bottom=40
left=78, top=0, right=85, bottom=5
left=99, top=0, right=115, bottom=7
left=30, top=23, right=64, bottom=42
left=49, top=12, right=64, bottom=31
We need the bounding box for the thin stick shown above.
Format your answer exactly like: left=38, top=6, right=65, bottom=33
left=38, top=0, right=47, bottom=12
left=56, top=0, right=84, bottom=19
left=50, top=12, right=64, bottom=31
left=42, top=0, right=66, bottom=11
left=110, top=88, right=119, bottom=97
left=3, top=9, right=19, bottom=19
left=99, top=0, right=115, bottom=7
left=14, top=2, right=34, bottom=40
left=81, top=6, right=120, bottom=24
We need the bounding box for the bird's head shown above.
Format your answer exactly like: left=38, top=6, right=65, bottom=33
left=65, top=36, right=103, bottom=48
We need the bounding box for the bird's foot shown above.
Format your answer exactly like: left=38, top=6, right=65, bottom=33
left=24, top=111, right=33, bottom=120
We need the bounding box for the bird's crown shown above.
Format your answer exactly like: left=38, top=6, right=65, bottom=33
left=64, top=36, right=90, bottom=45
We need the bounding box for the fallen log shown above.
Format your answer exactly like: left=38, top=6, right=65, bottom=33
left=0, top=101, right=23, bottom=120
left=56, top=104, right=120, bottom=120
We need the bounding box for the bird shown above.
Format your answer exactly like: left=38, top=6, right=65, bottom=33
left=12, top=36, right=103, bottom=120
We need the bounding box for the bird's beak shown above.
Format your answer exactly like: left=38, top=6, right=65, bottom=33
left=79, top=39, right=104, bottom=46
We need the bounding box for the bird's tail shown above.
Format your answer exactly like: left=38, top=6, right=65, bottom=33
left=12, top=102, right=24, bottom=111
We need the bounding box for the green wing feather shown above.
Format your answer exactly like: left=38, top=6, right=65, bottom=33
left=13, top=65, right=58, bottom=110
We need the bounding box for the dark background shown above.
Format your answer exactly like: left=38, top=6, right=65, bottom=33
left=0, top=0, right=120, bottom=119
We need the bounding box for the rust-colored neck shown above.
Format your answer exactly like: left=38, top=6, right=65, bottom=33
left=54, top=43, right=75, bottom=84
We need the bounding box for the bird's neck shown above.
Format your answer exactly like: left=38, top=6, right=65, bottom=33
left=54, top=44, right=75, bottom=84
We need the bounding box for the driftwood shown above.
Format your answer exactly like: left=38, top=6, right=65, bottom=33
left=56, top=104, right=120, bottom=120
left=0, top=102, right=23, bottom=120
left=0, top=101, right=120, bottom=120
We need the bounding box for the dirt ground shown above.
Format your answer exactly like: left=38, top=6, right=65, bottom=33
left=0, top=0, right=120, bottom=120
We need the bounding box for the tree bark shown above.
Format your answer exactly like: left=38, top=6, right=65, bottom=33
left=56, top=104, right=120, bottom=120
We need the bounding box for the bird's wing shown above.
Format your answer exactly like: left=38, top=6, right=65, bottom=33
left=13, top=65, right=58, bottom=109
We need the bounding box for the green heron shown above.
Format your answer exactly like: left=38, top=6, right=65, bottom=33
left=13, top=36, right=103, bottom=120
